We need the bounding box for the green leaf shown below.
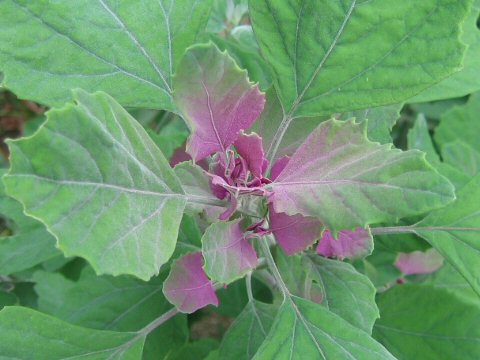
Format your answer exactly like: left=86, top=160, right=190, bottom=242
left=436, top=92, right=480, bottom=153
left=374, top=284, right=480, bottom=360
left=0, top=170, right=59, bottom=274
left=146, top=117, right=190, bottom=160
left=219, top=300, right=277, bottom=360
left=0, top=306, right=145, bottom=359
left=268, top=119, right=456, bottom=233
left=4, top=90, right=195, bottom=280
left=33, top=269, right=188, bottom=360
left=171, top=338, right=220, bottom=360
left=0, top=0, right=212, bottom=109
left=407, top=114, right=440, bottom=165
left=0, top=291, right=17, bottom=309
left=254, top=296, right=395, bottom=360
left=202, top=219, right=258, bottom=284
left=302, top=255, right=379, bottom=333
left=412, top=174, right=480, bottom=296
left=411, top=0, right=480, bottom=102
left=442, top=141, right=480, bottom=177
left=341, top=103, right=403, bottom=144
left=250, top=0, right=470, bottom=118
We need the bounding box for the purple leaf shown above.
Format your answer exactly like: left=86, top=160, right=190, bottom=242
left=270, top=156, right=290, bottom=181
left=163, top=252, right=218, bottom=313
left=395, top=249, right=444, bottom=275
left=202, top=219, right=258, bottom=284
left=174, top=43, right=265, bottom=161
left=317, top=228, right=373, bottom=260
left=269, top=205, right=322, bottom=255
left=267, top=119, right=455, bottom=234
left=234, top=131, right=267, bottom=178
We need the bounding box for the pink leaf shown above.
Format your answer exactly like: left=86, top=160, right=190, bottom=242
left=270, top=155, right=290, bottom=181
left=395, top=249, right=444, bottom=275
left=269, top=204, right=322, bottom=255
left=234, top=131, right=267, bottom=178
left=163, top=252, right=218, bottom=313
left=202, top=220, right=258, bottom=284
left=317, top=228, right=373, bottom=260
left=174, top=44, right=265, bottom=161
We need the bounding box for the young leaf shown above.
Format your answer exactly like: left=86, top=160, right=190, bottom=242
left=411, top=174, right=480, bottom=296
left=4, top=90, right=189, bottom=280
left=0, top=306, right=145, bottom=359
left=250, top=0, right=470, bottom=118
left=436, top=92, right=480, bottom=153
left=268, top=119, right=455, bottom=233
left=173, top=43, right=265, bottom=161
left=442, top=141, right=480, bottom=177
left=411, top=0, right=480, bottom=102
left=317, top=228, right=373, bottom=260
left=219, top=300, right=277, bottom=360
left=269, top=206, right=322, bottom=255
left=0, top=0, right=212, bottom=109
left=374, top=284, right=480, bottom=359
left=234, top=131, right=267, bottom=178
left=395, top=249, right=444, bottom=276
left=163, top=252, right=219, bottom=313
left=302, top=255, right=379, bottom=334
left=254, top=296, right=395, bottom=360
left=0, top=171, right=59, bottom=274
left=202, top=219, right=258, bottom=284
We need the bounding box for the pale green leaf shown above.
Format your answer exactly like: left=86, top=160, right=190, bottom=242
left=302, top=255, right=379, bottom=333
left=341, top=103, right=403, bottom=144
left=442, top=141, right=480, bottom=177
left=254, top=296, right=395, bottom=360
left=411, top=0, right=480, bottom=102
left=0, top=306, right=145, bottom=359
left=3, top=90, right=200, bottom=280
left=219, top=300, right=277, bottom=360
left=436, top=92, right=480, bottom=153
left=0, top=170, right=59, bottom=274
left=412, top=174, right=480, bottom=296
left=374, top=284, right=480, bottom=360
left=407, top=114, right=440, bottom=165
left=250, top=0, right=470, bottom=118
left=0, top=0, right=212, bottom=109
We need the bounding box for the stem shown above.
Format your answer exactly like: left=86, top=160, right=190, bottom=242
left=259, top=239, right=290, bottom=298
left=137, top=307, right=179, bottom=336
left=370, top=225, right=416, bottom=235
left=266, top=114, right=293, bottom=169
left=246, top=272, right=254, bottom=302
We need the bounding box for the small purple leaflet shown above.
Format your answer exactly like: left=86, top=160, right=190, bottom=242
left=317, top=228, right=373, bottom=260
left=163, top=252, right=218, bottom=314
left=395, top=248, right=444, bottom=275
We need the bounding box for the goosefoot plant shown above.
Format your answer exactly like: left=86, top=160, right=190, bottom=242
left=1, top=0, right=480, bottom=359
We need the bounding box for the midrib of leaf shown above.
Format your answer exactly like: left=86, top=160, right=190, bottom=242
left=10, top=0, right=172, bottom=97
left=156, top=0, right=174, bottom=87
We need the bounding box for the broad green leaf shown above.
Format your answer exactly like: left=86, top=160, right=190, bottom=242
left=0, top=0, right=212, bottom=109
left=3, top=90, right=196, bottom=280
left=219, top=300, right=277, bottom=360
left=436, top=92, right=480, bottom=153
left=33, top=270, right=188, bottom=360
left=0, top=170, right=59, bottom=274
left=341, top=103, right=403, bottom=144
left=374, top=284, right=480, bottom=360
left=251, top=89, right=327, bottom=162
left=208, top=33, right=273, bottom=90
left=303, top=255, right=378, bottom=333
left=407, top=114, right=440, bottom=165
left=0, top=306, right=145, bottom=359
left=268, top=119, right=455, bottom=233
left=412, top=174, right=480, bottom=296
left=411, top=0, right=480, bottom=102
left=146, top=116, right=190, bottom=161
left=171, top=338, right=220, bottom=360
left=174, top=215, right=203, bottom=257
left=250, top=0, right=470, bottom=118
left=202, top=219, right=258, bottom=284
left=173, top=43, right=265, bottom=161
left=442, top=141, right=480, bottom=177
left=0, top=291, right=17, bottom=309
left=254, top=296, right=395, bottom=360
